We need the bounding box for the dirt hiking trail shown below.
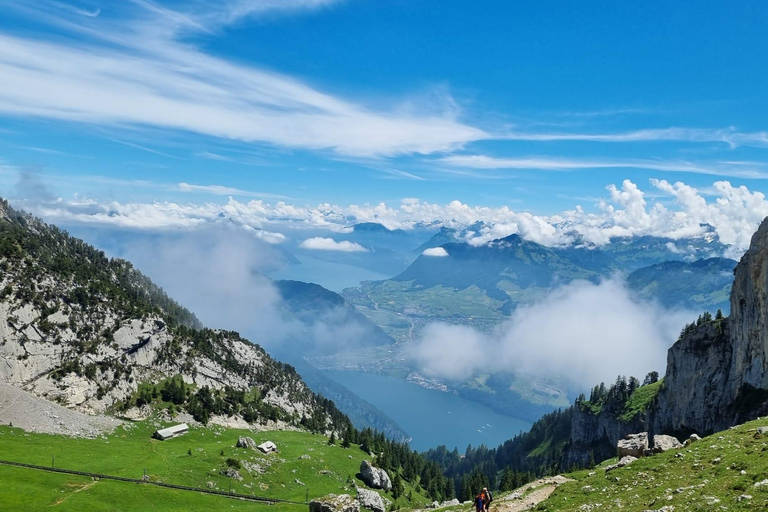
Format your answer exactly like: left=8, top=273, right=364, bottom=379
left=492, top=475, right=573, bottom=512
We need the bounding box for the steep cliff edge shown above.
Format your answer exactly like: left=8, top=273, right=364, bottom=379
left=563, top=218, right=768, bottom=465
left=651, top=319, right=732, bottom=435
left=652, top=217, right=768, bottom=436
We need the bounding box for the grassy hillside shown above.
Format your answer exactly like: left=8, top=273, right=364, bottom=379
left=0, top=420, right=430, bottom=511
left=626, top=257, right=735, bottom=313
left=537, top=416, right=768, bottom=511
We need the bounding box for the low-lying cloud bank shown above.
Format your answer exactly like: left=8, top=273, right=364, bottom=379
left=76, top=226, right=382, bottom=358
left=16, top=178, right=768, bottom=255
left=408, top=278, right=694, bottom=390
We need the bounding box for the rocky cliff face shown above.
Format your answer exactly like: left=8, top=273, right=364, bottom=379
left=651, top=217, right=768, bottom=436
left=728, top=220, right=768, bottom=394
left=562, top=405, right=646, bottom=468
left=0, top=199, right=344, bottom=431
left=651, top=319, right=732, bottom=435
left=564, top=217, right=768, bottom=465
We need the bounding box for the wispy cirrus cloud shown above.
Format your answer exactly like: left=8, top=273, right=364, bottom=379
left=177, top=182, right=291, bottom=200
left=2, top=1, right=765, bottom=166
left=0, top=18, right=486, bottom=157
left=499, top=127, right=768, bottom=148
left=440, top=155, right=768, bottom=179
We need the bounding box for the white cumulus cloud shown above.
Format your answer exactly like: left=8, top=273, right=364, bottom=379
left=299, top=237, right=368, bottom=252
left=12, top=177, right=768, bottom=255
left=422, top=247, right=449, bottom=257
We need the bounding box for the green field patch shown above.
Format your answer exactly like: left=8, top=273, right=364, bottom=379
left=0, top=421, right=426, bottom=511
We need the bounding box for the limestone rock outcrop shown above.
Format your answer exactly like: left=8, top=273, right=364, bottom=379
left=0, top=200, right=336, bottom=430
left=617, top=432, right=648, bottom=458
left=652, top=434, right=682, bottom=453
left=220, top=467, right=243, bottom=481
left=236, top=437, right=257, bottom=450
left=562, top=404, right=645, bottom=468
left=356, top=487, right=386, bottom=512
left=605, top=455, right=637, bottom=472
left=359, top=460, right=392, bottom=491
left=653, top=216, right=768, bottom=436
left=309, top=494, right=360, bottom=512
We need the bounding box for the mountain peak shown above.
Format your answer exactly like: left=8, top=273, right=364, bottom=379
left=352, top=222, right=398, bottom=234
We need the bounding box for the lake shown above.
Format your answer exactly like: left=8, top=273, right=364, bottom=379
left=267, top=256, right=392, bottom=292
left=323, top=371, right=532, bottom=452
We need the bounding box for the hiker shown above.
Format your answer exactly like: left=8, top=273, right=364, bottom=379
left=473, top=492, right=484, bottom=512
left=482, top=487, right=493, bottom=511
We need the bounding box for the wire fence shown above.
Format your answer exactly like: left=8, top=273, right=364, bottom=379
left=0, top=458, right=308, bottom=506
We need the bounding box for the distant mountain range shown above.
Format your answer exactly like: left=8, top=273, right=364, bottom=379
left=354, top=230, right=734, bottom=322
left=626, top=257, right=735, bottom=313
left=336, top=229, right=737, bottom=420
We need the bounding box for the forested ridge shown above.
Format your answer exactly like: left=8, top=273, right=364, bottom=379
left=424, top=371, right=665, bottom=501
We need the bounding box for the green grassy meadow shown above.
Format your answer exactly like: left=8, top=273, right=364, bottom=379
left=0, top=421, right=424, bottom=512
left=537, top=416, right=768, bottom=511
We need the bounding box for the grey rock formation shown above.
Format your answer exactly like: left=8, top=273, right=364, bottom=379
left=220, top=468, right=243, bottom=481
left=653, top=216, right=768, bottom=435
left=562, top=404, right=645, bottom=468
left=652, top=319, right=732, bottom=435
left=652, top=434, right=682, bottom=453
left=359, top=460, right=392, bottom=491
left=0, top=201, right=335, bottom=432
left=605, top=455, right=637, bottom=472
left=617, top=432, right=648, bottom=458
left=309, top=494, right=360, bottom=512
left=236, top=437, right=257, bottom=450
left=356, top=487, right=385, bottom=512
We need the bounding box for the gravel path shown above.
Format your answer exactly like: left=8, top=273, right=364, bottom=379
left=0, top=382, right=123, bottom=438
left=494, top=476, right=573, bottom=512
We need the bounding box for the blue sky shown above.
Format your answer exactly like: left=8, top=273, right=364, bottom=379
left=0, top=0, right=767, bottom=228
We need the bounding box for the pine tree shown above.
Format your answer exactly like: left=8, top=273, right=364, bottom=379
left=328, top=432, right=336, bottom=445
left=392, top=474, right=404, bottom=500
left=643, top=371, right=659, bottom=386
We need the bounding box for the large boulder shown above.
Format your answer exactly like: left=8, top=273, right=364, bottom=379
left=359, top=460, right=392, bottom=491
left=309, top=494, right=360, bottom=512
left=356, top=487, right=386, bottom=512
left=617, top=432, right=648, bottom=458
left=653, top=434, right=683, bottom=453
left=220, top=467, right=243, bottom=481
left=236, top=436, right=257, bottom=449
left=605, top=455, right=637, bottom=472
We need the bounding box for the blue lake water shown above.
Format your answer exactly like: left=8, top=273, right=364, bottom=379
left=267, top=257, right=392, bottom=292
left=324, top=371, right=532, bottom=452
